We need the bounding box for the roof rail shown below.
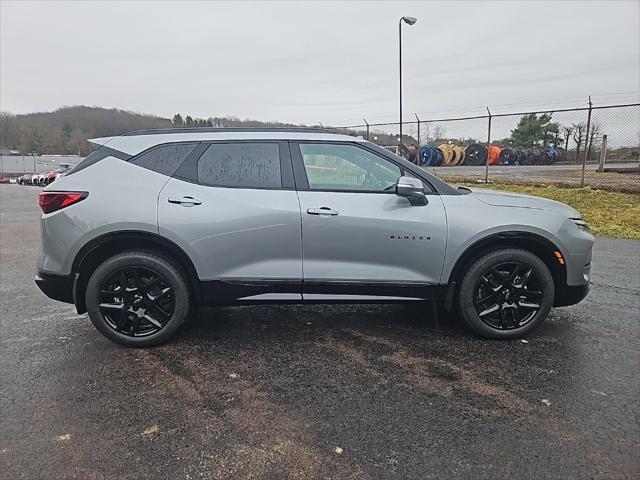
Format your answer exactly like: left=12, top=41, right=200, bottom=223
left=122, top=126, right=337, bottom=136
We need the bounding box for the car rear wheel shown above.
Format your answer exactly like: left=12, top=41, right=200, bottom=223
left=457, top=248, right=554, bottom=339
left=85, top=250, right=190, bottom=347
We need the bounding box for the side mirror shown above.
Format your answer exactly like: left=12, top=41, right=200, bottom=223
left=396, top=176, right=428, bottom=206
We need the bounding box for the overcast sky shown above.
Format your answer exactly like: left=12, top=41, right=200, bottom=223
left=1, top=0, right=639, bottom=126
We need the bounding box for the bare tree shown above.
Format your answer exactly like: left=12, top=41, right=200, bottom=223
left=405, top=124, right=417, bottom=144
left=570, top=121, right=603, bottom=164
left=431, top=124, right=446, bottom=143
left=571, top=122, right=588, bottom=163
left=562, top=125, right=573, bottom=152
left=585, top=122, right=602, bottom=162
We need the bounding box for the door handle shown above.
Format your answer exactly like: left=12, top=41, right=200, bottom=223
left=168, top=196, right=202, bottom=206
left=307, top=207, right=339, bottom=216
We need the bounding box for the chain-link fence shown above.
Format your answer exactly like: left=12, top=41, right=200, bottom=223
left=334, top=103, right=640, bottom=192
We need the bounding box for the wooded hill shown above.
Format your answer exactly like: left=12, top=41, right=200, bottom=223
left=1, top=107, right=172, bottom=155
left=0, top=106, right=413, bottom=155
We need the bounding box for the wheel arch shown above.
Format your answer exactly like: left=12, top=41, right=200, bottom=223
left=71, top=231, right=201, bottom=314
left=442, top=231, right=567, bottom=311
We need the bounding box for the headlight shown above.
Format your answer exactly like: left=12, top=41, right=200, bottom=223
left=572, top=218, right=591, bottom=233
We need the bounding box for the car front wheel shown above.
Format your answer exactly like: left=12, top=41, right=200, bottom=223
left=85, top=250, right=191, bottom=347
left=457, top=248, right=554, bottom=339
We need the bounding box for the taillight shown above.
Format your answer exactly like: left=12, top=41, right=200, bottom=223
left=38, top=191, right=88, bottom=214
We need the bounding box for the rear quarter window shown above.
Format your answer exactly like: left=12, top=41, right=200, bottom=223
left=131, top=143, right=197, bottom=176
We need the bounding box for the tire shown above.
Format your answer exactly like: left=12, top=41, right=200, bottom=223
left=85, top=250, right=191, bottom=347
left=457, top=248, right=554, bottom=339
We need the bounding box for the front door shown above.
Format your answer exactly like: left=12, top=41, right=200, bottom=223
left=291, top=142, right=447, bottom=300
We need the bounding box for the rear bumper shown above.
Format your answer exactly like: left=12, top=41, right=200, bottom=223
left=554, top=283, right=590, bottom=307
left=35, top=272, right=75, bottom=304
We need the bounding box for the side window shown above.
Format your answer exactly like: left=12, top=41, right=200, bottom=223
left=197, top=143, right=281, bottom=188
left=299, top=143, right=402, bottom=192
left=131, top=143, right=197, bottom=176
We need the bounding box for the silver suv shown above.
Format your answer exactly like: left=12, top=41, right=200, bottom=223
left=35, top=128, right=593, bottom=346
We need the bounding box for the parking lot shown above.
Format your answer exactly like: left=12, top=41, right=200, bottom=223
left=1, top=184, right=639, bottom=479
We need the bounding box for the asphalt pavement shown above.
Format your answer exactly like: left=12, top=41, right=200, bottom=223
left=1, top=185, right=639, bottom=479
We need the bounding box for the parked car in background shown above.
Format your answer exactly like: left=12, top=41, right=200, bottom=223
left=35, top=127, right=594, bottom=347
left=51, top=167, right=70, bottom=184
left=16, top=168, right=70, bottom=186
left=17, top=173, right=34, bottom=185
left=45, top=171, right=57, bottom=185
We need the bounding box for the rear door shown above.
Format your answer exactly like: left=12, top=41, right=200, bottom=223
left=157, top=141, right=303, bottom=302
left=291, top=141, right=447, bottom=300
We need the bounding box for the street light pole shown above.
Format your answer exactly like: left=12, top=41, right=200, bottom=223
left=399, top=16, right=417, bottom=151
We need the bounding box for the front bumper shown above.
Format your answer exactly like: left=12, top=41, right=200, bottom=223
left=35, top=272, right=75, bottom=304
left=554, top=283, right=590, bottom=307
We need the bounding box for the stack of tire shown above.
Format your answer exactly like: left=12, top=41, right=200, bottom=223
left=498, top=147, right=519, bottom=165
left=418, top=144, right=562, bottom=167
left=438, top=144, right=465, bottom=166
left=419, top=144, right=467, bottom=166
left=511, top=147, right=562, bottom=165
left=418, top=146, right=444, bottom=166
left=463, top=144, right=487, bottom=166
left=462, top=144, right=502, bottom=166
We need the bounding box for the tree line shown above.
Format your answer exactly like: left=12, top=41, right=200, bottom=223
left=0, top=105, right=608, bottom=161
left=1, top=106, right=172, bottom=155
left=0, top=106, right=415, bottom=155
left=407, top=113, right=607, bottom=162
left=501, top=113, right=604, bottom=162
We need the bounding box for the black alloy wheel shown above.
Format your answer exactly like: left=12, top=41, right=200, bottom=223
left=457, top=248, right=554, bottom=339
left=86, top=250, right=190, bottom=347
left=473, top=261, right=543, bottom=330
left=98, top=266, right=175, bottom=337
